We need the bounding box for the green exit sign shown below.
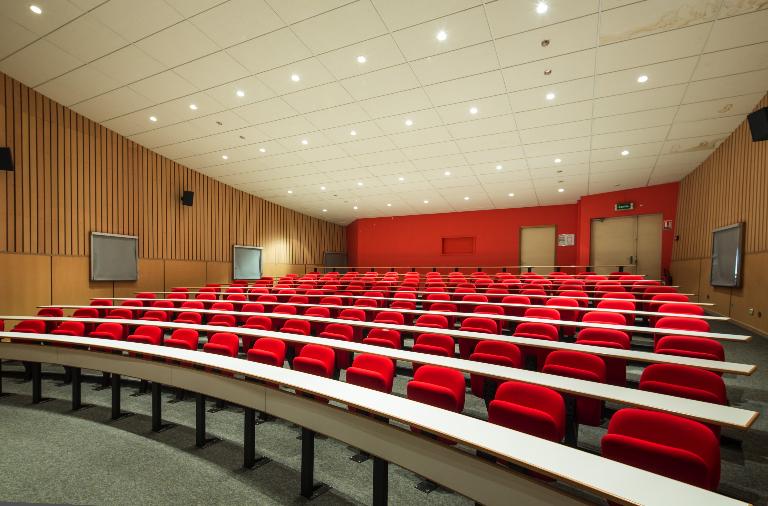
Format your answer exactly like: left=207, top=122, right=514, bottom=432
left=615, top=202, right=634, bottom=211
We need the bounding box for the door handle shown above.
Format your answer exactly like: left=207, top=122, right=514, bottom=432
left=629, top=255, right=634, bottom=265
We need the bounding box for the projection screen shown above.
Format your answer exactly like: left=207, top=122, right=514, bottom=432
left=710, top=223, right=744, bottom=288
left=90, top=232, right=139, bottom=281
left=233, top=245, right=263, bottom=280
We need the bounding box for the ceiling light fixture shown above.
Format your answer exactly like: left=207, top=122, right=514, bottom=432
left=463, top=196, right=470, bottom=201
left=357, top=181, right=364, bottom=186
left=350, top=130, right=357, bottom=136
left=356, top=55, right=367, bottom=63
left=404, top=118, right=413, bottom=126
left=221, top=155, right=228, bottom=160
left=496, top=164, right=503, bottom=170
left=30, top=5, right=42, bottom=14
left=469, top=106, right=478, bottom=115
left=554, top=158, right=562, bottom=164
left=637, top=75, right=648, bottom=83
left=259, top=147, right=266, bottom=153
left=189, top=104, right=198, bottom=110
left=236, top=89, right=245, bottom=97
left=149, top=116, right=158, bottom=122
left=301, top=139, right=309, bottom=145
left=544, top=69, right=552, bottom=76
left=444, top=170, right=451, bottom=176
left=536, top=1, right=549, bottom=14
left=558, top=188, right=565, bottom=193
left=545, top=92, right=555, bottom=100
left=322, top=209, right=327, bottom=212
left=291, top=73, right=300, bottom=82
left=621, top=149, right=629, bottom=156
left=320, top=186, right=326, bottom=191
left=287, top=190, right=293, bottom=194
left=423, top=200, right=429, bottom=204
left=387, top=203, right=392, bottom=207
left=353, top=206, right=358, bottom=210
left=398, top=176, right=405, bottom=181
left=508, top=193, right=515, bottom=197
left=436, top=30, right=447, bottom=41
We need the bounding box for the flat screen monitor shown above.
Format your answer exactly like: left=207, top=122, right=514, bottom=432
left=233, top=245, right=263, bottom=280
left=90, top=232, right=139, bottom=281
left=710, top=223, right=744, bottom=288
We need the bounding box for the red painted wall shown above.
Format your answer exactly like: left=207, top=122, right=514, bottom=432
left=347, top=183, right=679, bottom=272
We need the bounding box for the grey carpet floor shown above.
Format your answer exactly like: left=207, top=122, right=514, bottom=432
left=0, top=317, right=766, bottom=505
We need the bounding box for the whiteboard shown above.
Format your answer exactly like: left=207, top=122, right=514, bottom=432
left=233, top=245, right=263, bottom=280
left=710, top=223, right=744, bottom=287
left=90, top=232, right=138, bottom=281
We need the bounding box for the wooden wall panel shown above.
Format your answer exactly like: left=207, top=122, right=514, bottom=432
left=206, top=262, right=231, bottom=285
left=164, top=260, right=206, bottom=292
left=114, top=259, right=165, bottom=298
left=0, top=253, right=51, bottom=315
left=0, top=72, right=345, bottom=265
left=51, top=256, right=114, bottom=307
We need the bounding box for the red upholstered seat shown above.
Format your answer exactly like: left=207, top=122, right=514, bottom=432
left=414, top=313, right=449, bottom=330
left=14, top=319, right=47, bottom=334
left=407, top=365, right=465, bottom=413
left=126, top=325, right=163, bottom=345
left=107, top=308, right=134, bottom=320
left=174, top=312, right=202, bottom=325
left=650, top=303, right=706, bottom=327
left=469, top=341, right=522, bottom=399
left=140, top=310, right=168, bottom=322
left=582, top=311, right=626, bottom=326
left=412, top=333, right=455, bottom=366
left=203, top=332, right=239, bottom=357
left=210, top=302, right=234, bottom=312
left=180, top=300, right=204, bottom=310
left=640, top=364, right=727, bottom=405
left=601, top=408, right=720, bottom=490
left=513, top=322, right=559, bottom=370
left=500, top=295, right=530, bottom=318
left=136, top=292, right=156, bottom=299
left=293, top=344, right=335, bottom=378
left=152, top=300, right=175, bottom=310
left=542, top=350, right=606, bottom=426
left=654, top=317, right=710, bottom=345
left=362, top=328, right=401, bottom=349
left=318, top=323, right=354, bottom=369
left=458, top=316, right=498, bottom=359
left=208, top=314, right=236, bottom=328
left=89, top=299, right=113, bottom=317
left=89, top=322, right=124, bottom=341
left=51, top=321, right=86, bottom=337
left=373, top=311, right=404, bottom=326
left=489, top=381, right=565, bottom=442
left=575, top=328, right=631, bottom=386
left=655, top=335, right=725, bottom=362
left=346, top=354, right=395, bottom=393
left=247, top=338, right=286, bottom=367
left=273, top=304, right=298, bottom=315
left=164, top=328, right=199, bottom=350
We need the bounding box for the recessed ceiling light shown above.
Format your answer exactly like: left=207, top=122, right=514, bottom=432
left=356, top=55, right=367, bottom=63
left=621, top=149, right=629, bottom=156
left=508, top=193, right=515, bottom=197
left=387, top=203, right=392, bottom=207
left=189, top=104, right=198, bottom=110
left=320, top=186, right=326, bottom=191
left=404, top=118, right=413, bottom=126
left=322, top=209, right=327, bottom=212
left=353, top=206, right=358, bottom=210
left=423, top=200, right=429, bottom=204
left=30, top=5, right=42, bottom=14
left=259, top=147, right=266, bottom=153
left=536, top=1, right=549, bottom=14
left=637, top=75, right=649, bottom=83
left=558, top=188, right=565, bottom=193
left=357, top=181, right=363, bottom=186
left=149, top=116, right=158, bottom=122
left=444, top=170, right=451, bottom=176
left=545, top=92, right=555, bottom=100
left=544, top=69, right=552, bottom=76
left=291, top=73, right=300, bottom=82
left=350, top=129, right=357, bottom=136
left=398, top=176, right=405, bottom=181
left=301, top=139, right=309, bottom=145
left=469, top=106, right=478, bottom=115
left=554, top=158, right=562, bottom=164
left=287, top=190, right=293, bottom=194
left=496, top=164, right=503, bottom=170
left=463, top=196, right=470, bottom=201
left=436, top=30, right=447, bottom=41
left=236, top=89, right=245, bottom=97
left=221, top=155, right=228, bottom=160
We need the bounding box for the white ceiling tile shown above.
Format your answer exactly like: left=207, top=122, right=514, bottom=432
left=409, top=41, right=499, bottom=86
left=523, top=136, right=590, bottom=157
left=0, top=0, right=84, bottom=37
left=389, top=126, right=454, bottom=148
left=462, top=145, right=524, bottom=163
left=590, top=142, right=663, bottom=162
left=456, top=131, right=519, bottom=152
left=371, top=0, right=480, bottom=31
left=599, top=0, right=718, bottom=45
left=705, top=8, right=768, bottom=52
left=0, top=39, right=82, bottom=87
left=226, top=28, right=312, bottom=74
left=527, top=151, right=590, bottom=169
left=265, top=0, right=354, bottom=25
left=595, top=57, right=698, bottom=97
left=35, top=64, right=119, bottom=106
left=519, top=120, right=591, bottom=145
left=501, top=49, right=596, bottom=93
left=174, top=51, right=250, bottom=89
left=292, top=1, right=387, bottom=53
left=46, top=12, right=128, bottom=62
left=91, top=0, right=184, bottom=42
left=258, top=57, right=335, bottom=95
left=675, top=93, right=765, bottom=122
left=375, top=108, right=444, bottom=134
left=509, top=77, right=595, bottom=112
left=693, top=42, right=768, bottom=80
left=303, top=102, right=371, bottom=129
left=410, top=154, right=467, bottom=171
left=164, top=0, right=224, bottom=17
left=436, top=94, right=512, bottom=125
left=258, top=115, right=317, bottom=138
left=683, top=69, right=768, bottom=104
left=71, top=86, right=153, bottom=123
left=89, top=45, right=167, bottom=88
left=662, top=134, right=725, bottom=155
left=341, top=136, right=398, bottom=155
left=515, top=101, right=593, bottom=130
left=592, top=107, right=677, bottom=134
left=128, top=70, right=198, bottom=103
left=340, top=63, right=420, bottom=100
left=317, top=34, right=405, bottom=80
left=488, top=0, right=599, bottom=38
left=359, top=88, right=432, bottom=118
left=0, top=18, right=37, bottom=60
left=592, top=84, right=686, bottom=118
left=391, top=6, right=491, bottom=61
left=446, top=113, right=519, bottom=139
left=205, top=75, right=276, bottom=109
left=667, top=115, right=744, bottom=140
left=590, top=125, right=670, bottom=149
left=136, top=21, right=220, bottom=68
left=235, top=97, right=298, bottom=124
left=401, top=140, right=462, bottom=160
left=190, top=0, right=284, bottom=47
left=282, top=82, right=355, bottom=114
left=424, top=70, right=506, bottom=106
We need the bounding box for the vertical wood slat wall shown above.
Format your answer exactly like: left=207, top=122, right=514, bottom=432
left=0, top=72, right=345, bottom=264
left=673, top=94, right=768, bottom=260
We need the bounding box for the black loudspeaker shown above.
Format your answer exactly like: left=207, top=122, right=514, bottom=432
left=0, top=147, right=13, bottom=171
left=181, top=190, right=194, bottom=206
left=747, top=107, right=768, bottom=141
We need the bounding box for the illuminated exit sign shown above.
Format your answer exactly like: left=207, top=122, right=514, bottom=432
left=615, top=202, right=634, bottom=211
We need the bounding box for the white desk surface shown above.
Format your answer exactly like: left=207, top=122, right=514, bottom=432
left=153, top=291, right=722, bottom=318
left=104, top=297, right=748, bottom=342
left=3, top=315, right=758, bottom=430
left=0, top=331, right=748, bottom=506
left=43, top=305, right=755, bottom=376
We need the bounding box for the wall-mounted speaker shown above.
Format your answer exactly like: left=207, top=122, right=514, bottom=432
left=181, top=190, right=194, bottom=206
left=747, top=107, right=768, bottom=141
left=0, top=147, right=13, bottom=171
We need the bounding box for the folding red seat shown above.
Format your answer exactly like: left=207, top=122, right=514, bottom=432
left=174, top=311, right=202, bottom=325
left=152, top=300, right=175, bottom=310
left=126, top=325, right=164, bottom=345
left=136, top=292, right=156, bottom=299
left=545, top=297, right=579, bottom=337
left=524, top=307, right=561, bottom=336
left=414, top=313, right=449, bottom=331
left=247, top=287, right=270, bottom=301
left=489, top=381, right=565, bottom=443
left=140, top=310, right=168, bottom=323
left=240, top=315, right=273, bottom=350
left=319, top=296, right=343, bottom=317
left=458, top=317, right=498, bottom=359
left=13, top=319, right=47, bottom=334
left=73, top=307, right=100, bottom=323
left=287, top=295, right=309, bottom=306
left=226, top=293, right=247, bottom=303
left=51, top=321, right=86, bottom=337
left=412, top=333, right=455, bottom=365
left=277, top=289, right=297, bottom=302
left=655, top=335, right=724, bottom=362
left=469, top=342, right=522, bottom=399
left=354, top=298, right=378, bottom=309
left=346, top=354, right=395, bottom=393
left=303, top=305, right=330, bottom=333
left=461, top=294, right=488, bottom=313
left=640, top=364, right=727, bottom=406
left=473, top=304, right=505, bottom=333
left=195, top=293, right=217, bottom=306
left=601, top=408, right=720, bottom=490
left=247, top=338, right=286, bottom=367
left=452, top=286, right=477, bottom=302
left=485, top=288, right=509, bottom=303
left=90, top=322, right=124, bottom=341
left=575, top=328, right=631, bottom=386
left=597, top=299, right=635, bottom=311
left=429, top=302, right=457, bottom=328
left=164, top=328, right=199, bottom=350
left=647, top=293, right=690, bottom=312
left=210, top=302, right=234, bottom=313
left=106, top=307, right=134, bottom=321
left=654, top=317, right=710, bottom=345
left=256, top=295, right=278, bottom=308
left=225, top=287, right=245, bottom=294
left=363, top=291, right=385, bottom=305
left=601, top=291, right=635, bottom=301
left=273, top=304, right=298, bottom=316
left=582, top=310, right=626, bottom=327
left=650, top=303, right=705, bottom=327
left=407, top=365, right=465, bottom=413
left=559, top=290, right=588, bottom=307
left=640, top=286, right=678, bottom=310
left=281, top=318, right=311, bottom=347
left=318, top=323, right=354, bottom=369
left=208, top=314, right=236, bottom=329
left=180, top=300, right=204, bottom=310
left=542, top=351, right=606, bottom=425
left=513, top=322, right=559, bottom=370
left=89, top=299, right=113, bottom=317
left=171, top=287, right=189, bottom=293
left=293, top=344, right=335, bottom=378
left=500, top=295, right=530, bottom=318
left=424, top=292, right=450, bottom=311
left=36, top=307, right=64, bottom=332
left=203, top=332, right=239, bottom=357
left=362, top=328, right=401, bottom=349
left=520, top=288, right=546, bottom=306
left=373, top=311, right=404, bottom=326
left=167, top=292, right=188, bottom=306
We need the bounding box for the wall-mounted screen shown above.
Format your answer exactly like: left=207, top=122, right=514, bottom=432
left=90, top=232, right=138, bottom=281
left=233, top=245, right=263, bottom=280
left=710, top=223, right=744, bottom=288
